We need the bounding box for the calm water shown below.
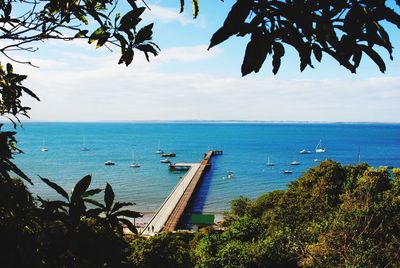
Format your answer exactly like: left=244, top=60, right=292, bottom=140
left=7, top=122, right=400, bottom=213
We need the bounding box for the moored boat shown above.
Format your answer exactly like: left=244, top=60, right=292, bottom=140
left=161, top=153, right=176, bottom=157
left=104, top=160, right=115, bottom=165
left=315, top=139, right=326, bottom=153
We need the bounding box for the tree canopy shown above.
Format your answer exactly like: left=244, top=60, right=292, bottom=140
left=209, top=0, right=400, bottom=76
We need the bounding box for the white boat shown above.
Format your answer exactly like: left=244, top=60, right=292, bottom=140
left=266, top=157, right=275, bottom=166
left=155, top=140, right=163, bottom=154
left=283, top=170, right=293, bottom=174
left=130, top=152, right=141, bottom=168
left=315, top=139, right=326, bottom=153
left=227, top=171, right=234, bottom=179
left=41, top=139, right=48, bottom=152
left=290, top=161, right=300, bottom=165
left=313, top=158, right=321, bottom=162
left=299, top=149, right=311, bottom=154
left=80, top=136, right=89, bottom=151
left=160, top=159, right=170, bottom=163
left=104, top=160, right=115, bottom=165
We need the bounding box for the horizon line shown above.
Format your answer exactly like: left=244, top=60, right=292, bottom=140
left=2, top=119, right=400, bottom=124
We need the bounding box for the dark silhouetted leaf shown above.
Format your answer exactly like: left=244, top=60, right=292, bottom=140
left=71, top=174, right=91, bottom=202
left=84, top=188, right=102, bottom=197
left=105, top=183, right=114, bottom=210
left=209, top=0, right=252, bottom=49
left=119, top=218, right=138, bottom=234
left=40, top=176, right=69, bottom=200
left=84, top=198, right=106, bottom=209
left=111, top=201, right=134, bottom=213
left=113, top=210, right=143, bottom=218
left=86, top=208, right=103, bottom=217
left=135, top=23, right=153, bottom=45
left=312, top=44, right=322, bottom=62
left=359, top=45, right=386, bottom=73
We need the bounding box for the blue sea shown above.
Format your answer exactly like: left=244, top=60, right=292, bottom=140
left=6, top=122, right=400, bottom=214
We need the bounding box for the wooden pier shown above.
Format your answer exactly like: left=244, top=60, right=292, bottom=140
left=141, top=150, right=221, bottom=236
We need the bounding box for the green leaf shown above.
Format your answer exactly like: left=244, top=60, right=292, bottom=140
left=74, top=30, right=89, bottom=38
left=192, top=0, right=199, bottom=19
left=71, top=175, right=92, bottom=202
left=118, top=218, right=138, bottom=234
left=89, top=27, right=107, bottom=44
left=96, top=32, right=111, bottom=48
left=78, top=15, right=89, bottom=25
left=104, top=183, right=115, bottom=210
left=40, top=176, right=69, bottom=200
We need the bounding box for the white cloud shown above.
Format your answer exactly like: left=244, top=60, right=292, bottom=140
left=146, top=4, right=194, bottom=25
left=19, top=54, right=400, bottom=123
left=155, top=45, right=222, bottom=63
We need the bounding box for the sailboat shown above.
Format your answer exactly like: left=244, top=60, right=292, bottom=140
left=41, top=139, right=48, bottom=152
left=130, top=152, right=141, bottom=168
left=155, top=140, right=163, bottom=154
left=315, top=139, right=326, bottom=153
left=266, top=157, right=275, bottom=166
left=356, top=147, right=361, bottom=164
left=80, top=136, right=89, bottom=151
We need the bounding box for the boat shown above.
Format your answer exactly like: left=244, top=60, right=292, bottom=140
left=161, top=153, right=176, bottom=157
left=290, top=161, right=300, bottom=165
left=283, top=170, right=293, bottom=174
left=80, top=136, right=89, bottom=151
left=41, top=139, right=48, bottom=152
left=160, top=159, right=170, bottom=163
left=299, top=149, right=311, bottom=154
left=266, top=157, right=275, bottom=166
left=104, top=160, right=115, bottom=165
left=155, top=140, right=163, bottom=154
left=169, top=163, right=190, bottom=171
left=227, top=171, right=234, bottom=179
left=315, top=139, right=326, bottom=153
left=129, top=152, right=141, bottom=168
left=313, top=158, right=321, bottom=162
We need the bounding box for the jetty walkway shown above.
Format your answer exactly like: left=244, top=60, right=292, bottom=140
left=141, top=150, right=221, bottom=236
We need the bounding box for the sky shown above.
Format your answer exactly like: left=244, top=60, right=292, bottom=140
left=3, top=0, right=400, bottom=122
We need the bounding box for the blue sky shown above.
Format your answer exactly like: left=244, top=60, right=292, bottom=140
left=5, top=0, right=400, bottom=122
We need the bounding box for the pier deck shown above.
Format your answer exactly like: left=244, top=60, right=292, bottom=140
left=141, top=150, right=217, bottom=236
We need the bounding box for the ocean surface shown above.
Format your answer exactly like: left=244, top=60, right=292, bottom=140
left=6, top=122, right=400, bottom=214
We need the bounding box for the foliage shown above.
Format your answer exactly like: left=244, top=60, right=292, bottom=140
left=189, top=161, right=400, bottom=267
left=1, top=174, right=143, bottom=267
left=128, top=232, right=195, bottom=268
left=209, top=0, right=400, bottom=76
